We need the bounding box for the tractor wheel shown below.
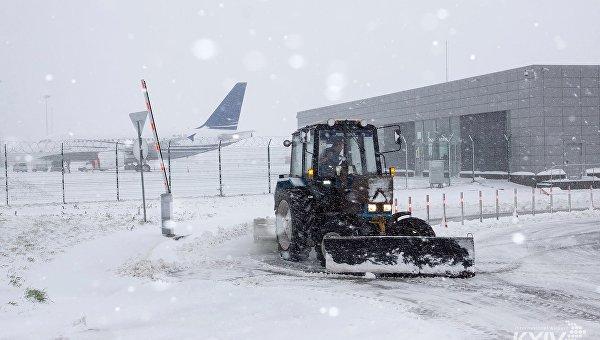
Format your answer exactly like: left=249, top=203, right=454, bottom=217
left=275, top=197, right=310, bottom=261
left=389, top=216, right=436, bottom=237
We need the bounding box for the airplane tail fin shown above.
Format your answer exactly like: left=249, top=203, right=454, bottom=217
left=197, top=82, right=247, bottom=130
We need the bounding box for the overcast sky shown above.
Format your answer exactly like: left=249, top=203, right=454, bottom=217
left=1, top=0, right=600, bottom=141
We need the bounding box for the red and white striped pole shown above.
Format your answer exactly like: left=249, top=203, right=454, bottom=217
left=394, top=198, right=398, bottom=214
left=460, top=192, right=464, bottom=225
left=426, top=194, right=430, bottom=222
left=408, top=196, right=412, bottom=214
left=141, top=80, right=171, bottom=193
left=442, top=193, right=448, bottom=228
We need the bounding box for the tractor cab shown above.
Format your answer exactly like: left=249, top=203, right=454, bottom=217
left=286, top=119, right=399, bottom=181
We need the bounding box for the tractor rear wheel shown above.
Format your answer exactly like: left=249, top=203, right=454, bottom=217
left=275, top=197, right=309, bottom=261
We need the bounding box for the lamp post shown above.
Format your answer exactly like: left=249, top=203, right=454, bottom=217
left=468, top=134, right=475, bottom=182
left=43, top=95, right=51, bottom=136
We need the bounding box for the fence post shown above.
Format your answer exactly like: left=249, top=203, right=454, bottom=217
left=479, top=190, right=483, bottom=222
left=513, top=188, right=518, bottom=217
left=531, top=187, right=535, bottom=216
left=495, top=189, right=499, bottom=220
left=218, top=140, right=223, bottom=197
left=4, top=144, right=8, bottom=206
left=115, top=142, right=120, bottom=201
left=460, top=192, right=464, bottom=225
left=61, top=143, right=66, bottom=204
left=426, top=194, right=430, bottom=222
left=267, top=139, right=272, bottom=194
left=568, top=186, right=572, bottom=212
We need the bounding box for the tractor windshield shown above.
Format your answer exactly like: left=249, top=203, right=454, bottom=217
left=318, top=129, right=378, bottom=177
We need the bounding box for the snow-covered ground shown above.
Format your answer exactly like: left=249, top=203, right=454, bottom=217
left=1, top=193, right=599, bottom=339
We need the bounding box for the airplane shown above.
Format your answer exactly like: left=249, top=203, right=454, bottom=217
left=34, top=82, right=249, bottom=171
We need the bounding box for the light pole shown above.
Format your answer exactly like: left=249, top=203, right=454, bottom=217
left=43, top=95, right=51, bottom=136
left=400, top=134, right=408, bottom=189
left=468, top=134, right=475, bottom=182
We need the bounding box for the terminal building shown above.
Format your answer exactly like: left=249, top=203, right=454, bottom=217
left=297, top=65, right=600, bottom=179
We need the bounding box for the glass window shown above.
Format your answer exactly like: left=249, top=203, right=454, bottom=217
left=318, top=129, right=378, bottom=177
left=304, top=130, right=314, bottom=173
left=290, top=134, right=303, bottom=176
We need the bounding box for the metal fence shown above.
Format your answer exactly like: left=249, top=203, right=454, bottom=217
left=1, top=137, right=289, bottom=205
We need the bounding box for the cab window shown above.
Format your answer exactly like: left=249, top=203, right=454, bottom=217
left=290, top=134, right=303, bottom=177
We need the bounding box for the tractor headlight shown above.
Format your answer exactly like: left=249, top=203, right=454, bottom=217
left=367, top=203, right=378, bottom=212
left=382, top=204, right=392, bottom=212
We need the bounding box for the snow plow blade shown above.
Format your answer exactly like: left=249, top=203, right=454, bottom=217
left=323, top=236, right=475, bottom=277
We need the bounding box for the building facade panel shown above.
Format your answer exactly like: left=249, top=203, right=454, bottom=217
left=297, top=64, right=600, bottom=174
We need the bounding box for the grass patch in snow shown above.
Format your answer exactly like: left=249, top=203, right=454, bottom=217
left=25, top=288, right=48, bottom=303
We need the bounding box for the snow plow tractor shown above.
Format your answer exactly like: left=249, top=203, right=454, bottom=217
left=274, top=120, right=475, bottom=277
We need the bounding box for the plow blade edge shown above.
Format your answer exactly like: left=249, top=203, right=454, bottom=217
left=323, top=236, right=475, bottom=277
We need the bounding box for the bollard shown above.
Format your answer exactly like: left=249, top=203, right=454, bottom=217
left=531, top=187, right=535, bottom=216
left=442, top=193, right=447, bottom=228
left=61, top=143, right=66, bottom=204
left=513, top=188, right=518, bottom=217
left=161, top=193, right=174, bottom=236
left=408, top=196, right=412, bottom=214
left=218, top=140, right=223, bottom=197
left=3, top=144, right=8, bottom=206
left=115, top=142, right=120, bottom=201
left=550, top=186, right=553, bottom=213
left=460, top=192, right=464, bottom=225
left=495, top=189, right=499, bottom=220
left=479, top=190, right=483, bottom=222
left=568, top=186, right=572, bottom=212
left=426, top=194, right=430, bottom=222
left=267, top=139, right=272, bottom=194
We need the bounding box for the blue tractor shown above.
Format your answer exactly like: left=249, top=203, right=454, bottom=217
left=274, top=120, right=474, bottom=277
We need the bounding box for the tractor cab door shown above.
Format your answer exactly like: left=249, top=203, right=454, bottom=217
left=290, top=133, right=303, bottom=177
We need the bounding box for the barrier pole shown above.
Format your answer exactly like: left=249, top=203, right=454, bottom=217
left=115, top=142, right=120, bottom=201
left=393, top=198, right=398, bottom=214
left=61, top=143, right=66, bottom=204
left=460, top=192, right=464, bottom=225
left=3, top=145, right=8, bottom=206
left=218, top=141, right=223, bottom=197
left=568, top=186, right=572, bottom=212
left=267, top=139, right=272, bottom=194
left=426, top=194, right=430, bottom=222
left=513, top=188, right=518, bottom=217
left=495, top=189, right=499, bottom=220
left=550, top=186, right=553, bottom=213
left=442, top=193, right=447, bottom=227
left=532, top=187, right=535, bottom=216
left=479, top=190, right=483, bottom=222
left=590, top=185, right=594, bottom=211
left=408, top=196, right=412, bottom=214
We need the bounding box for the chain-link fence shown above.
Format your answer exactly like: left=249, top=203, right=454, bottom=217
left=1, top=137, right=289, bottom=205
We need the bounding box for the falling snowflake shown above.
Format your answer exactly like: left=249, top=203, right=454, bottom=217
left=325, top=72, right=347, bottom=101
left=45, top=74, right=53, bottom=82
left=469, top=54, right=476, bottom=60
left=191, top=39, right=218, bottom=60
left=328, top=307, right=339, bottom=317
left=554, top=36, right=567, bottom=50
left=437, top=8, right=449, bottom=20
left=242, top=50, right=266, bottom=71
left=288, top=54, right=305, bottom=69
left=512, top=232, right=525, bottom=244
